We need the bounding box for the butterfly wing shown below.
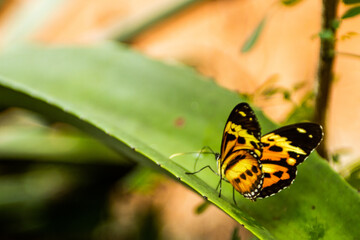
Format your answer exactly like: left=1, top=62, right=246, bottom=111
left=219, top=103, right=263, bottom=200
left=223, top=150, right=263, bottom=200
left=220, top=103, right=262, bottom=159
left=258, top=123, right=323, bottom=198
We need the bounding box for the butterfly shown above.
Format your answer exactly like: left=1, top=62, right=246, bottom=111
left=187, top=102, right=323, bottom=201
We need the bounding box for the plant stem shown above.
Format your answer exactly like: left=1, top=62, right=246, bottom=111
left=115, top=0, right=203, bottom=43
left=314, top=0, right=339, bottom=160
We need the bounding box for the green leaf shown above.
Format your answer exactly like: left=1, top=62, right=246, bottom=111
left=343, top=0, right=360, bottom=4
left=0, top=44, right=359, bottom=239
left=195, top=200, right=210, bottom=214
left=281, top=0, right=302, bottom=6
left=0, top=121, right=125, bottom=164
left=342, top=6, right=360, bottom=19
left=231, top=227, right=241, bottom=240
left=331, top=19, right=341, bottom=29
left=241, top=18, right=266, bottom=53
left=318, top=29, right=334, bottom=40
left=345, top=161, right=360, bottom=190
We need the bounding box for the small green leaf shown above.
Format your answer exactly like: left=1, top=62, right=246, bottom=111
left=331, top=19, right=341, bottom=29
left=343, top=0, right=360, bottom=4
left=283, top=90, right=291, bottom=101
left=195, top=200, right=210, bottom=214
left=345, top=161, right=360, bottom=190
left=318, top=29, right=334, bottom=40
left=231, top=227, right=241, bottom=240
left=281, top=0, right=302, bottom=6
left=241, top=18, right=266, bottom=53
left=342, top=6, right=360, bottom=19
left=123, top=166, right=162, bottom=193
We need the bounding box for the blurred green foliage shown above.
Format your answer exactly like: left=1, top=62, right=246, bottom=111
left=345, top=161, right=360, bottom=191
left=0, top=109, right=139, bottom=239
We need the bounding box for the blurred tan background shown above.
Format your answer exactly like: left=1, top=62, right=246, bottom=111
left=0, top=0, right=359, bottom=239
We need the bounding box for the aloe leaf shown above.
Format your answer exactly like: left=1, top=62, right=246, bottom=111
left=0, top=123, right=125, bottom=164
left=0, top=43, right=358, bottom=239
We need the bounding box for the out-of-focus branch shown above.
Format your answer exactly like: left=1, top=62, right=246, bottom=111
left=115, top=0, right=203, bottom=43
left=314, top=0, right=339, bottom=160
left=336, top=51, right=360, bottom=59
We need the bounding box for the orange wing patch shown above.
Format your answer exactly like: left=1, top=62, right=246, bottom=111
left=261, top=164, right=292, bottom=188
left=261, top=133, right=307, bottom=163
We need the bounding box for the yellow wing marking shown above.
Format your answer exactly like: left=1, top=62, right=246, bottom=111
left=286, top=158, right=297, bottom=166
left=239, top=111, right=247, bottom=117
left=223, top=121, right=261, bottom=157
left=297, top=128, right=306, bottom=133
left=264, top=133, right=306, bottom=155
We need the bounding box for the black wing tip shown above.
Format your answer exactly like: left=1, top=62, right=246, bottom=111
left=235, top=102, right=251, bottom=110
left=268, top=122, right=324, bottom=139
left=293, top=122, right=324, bottom=142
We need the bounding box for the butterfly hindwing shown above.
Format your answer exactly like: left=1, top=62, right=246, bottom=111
left=258, top=123, right=323, bottom=198
left=223, top=150, right=263, bottom=200
left=219, top=103, right=263, bottom=200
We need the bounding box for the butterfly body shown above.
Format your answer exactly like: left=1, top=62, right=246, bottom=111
left=214, top=103, right=323, bottom=201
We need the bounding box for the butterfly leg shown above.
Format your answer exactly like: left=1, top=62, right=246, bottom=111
left=194, top=146, right=217, bottom=171
left=186, top=165, right=217, bottom=175
left=232, top=187, right=237, bottom=206
left=218, top=177, right=222, bottom=197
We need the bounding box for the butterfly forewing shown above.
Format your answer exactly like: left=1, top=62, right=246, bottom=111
left=220, top=103, right=262, bottom=159
left=258, top=123, right=323, bottom=198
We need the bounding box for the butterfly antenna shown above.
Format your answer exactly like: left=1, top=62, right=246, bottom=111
left=169, top=146, right=218, bottom=172
left=169, top=149, right=216, bottom=160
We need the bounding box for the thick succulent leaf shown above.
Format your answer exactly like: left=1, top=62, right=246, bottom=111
left=0, top=122, right=124, bottom=164
left=0, top=44, right=358, bottom=239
